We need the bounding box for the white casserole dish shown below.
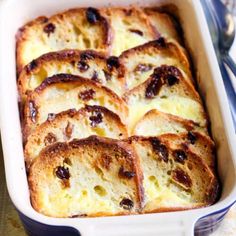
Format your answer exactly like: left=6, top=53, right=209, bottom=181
left=0, top=0, right=236, bottom=235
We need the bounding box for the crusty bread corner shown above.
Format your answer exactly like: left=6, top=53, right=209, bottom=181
left=24, top=105, right=128, bottom=166
left=18, top=49, right=126, bottom=100
left=123, top=65, right=207, bottom=131
left=143, top=8, right=182, bottom=44
left=23, top=74, right=128, bottom=138
left=133, top=109, right=208, bottom=136
left=119, top=38, right=193, bottom=90
left=103, top=7, right=159, bottom=56
left=128, top=136, right=219, bottom=213
left=16, top=6, right=220, bottom=217
left=28, top=135, right=144, bottom=217
left=16, top=7, right=112, bottom=73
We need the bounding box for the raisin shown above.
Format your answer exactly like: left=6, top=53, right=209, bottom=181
left=150, top=138, right=169, bottom=162
left=172, top=168, right=192, bottom=188
left=173, top=150, right=187, bottom=164
left=44, top=133, right=57, bottom=146
left=77, top=61, right=89, bottom=72
left=29, top=101, right=37, bottom=123
left=47, top=113, right=56, bottom=121
left=78, top=89, right=95, bottom=101
left=43, top=23, right=55, bottom=36
left=86, top=7, right=101, bottom=24
left=119, top=166, right=135, bottom=179
left=80, top=52, right=94, bottom=60
left=55, top=166, right=70, bottom=180
left=26, top=60, right=37, bottom=73
left=167, top=74, right=179, bottom=86
left=153, top=65, right=180, bottom=87
left=91, top=71, right=100, bottom=82
left=145, top=76, right=163, bottom=99
left=155, top=37, right=166, bottom=47
left=187, top=131, right=197, bottom=144
left=129, top=29, right=143, bottom=36
left=103, top=70, right=112, bottom=81
left=107, top=56, right=120, bottom=70
left=120, top=198, right=134, bottom=210
left=134, top=64, right=153, bottom=73
left=64, top=122, right=74, bottom=139
left=89, top=112, right=103, bottom=127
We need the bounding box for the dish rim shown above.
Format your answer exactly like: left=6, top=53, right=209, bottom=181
left=0, top=0, right=236, bottom=234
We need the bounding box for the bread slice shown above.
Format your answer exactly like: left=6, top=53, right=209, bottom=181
left=124, top=65, right=207, bottom=131
left=16, top=7, right=111, bottom=73
left=24, top=74, right=128, bottom=138
left=18, top=50, right=125, bottom=100
left=28, top=136, right=143, bottom=217
left=132, top=109, right=215, bottom=171
left=133, top=109, right=207, bottom=136
left=104, top=7, right=158, bottom=56
left=129, top=136, right=219, bottom=213
left=25, top=105, right=128, bottom=166
left=158, top=132, right=215, bottom=171
left=119, top=38, right=193, bottom=90
left=144, top=8, right=181, bottom=44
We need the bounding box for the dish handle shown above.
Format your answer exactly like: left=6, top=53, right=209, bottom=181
left=73, top=216, right=197, bottom=236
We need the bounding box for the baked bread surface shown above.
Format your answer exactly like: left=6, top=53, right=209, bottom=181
left=29, top=136, right=144, bottom=217
left=16, top=6, right=220, bottom=218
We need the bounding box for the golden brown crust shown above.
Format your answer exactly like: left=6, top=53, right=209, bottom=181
left=16, top=7, right=112, bottom=73
left=123, top=64, right=201, bottom=102
left=143, top=8, right=182, bottom=44
left=134, top=109, right=197, bottom=131
left=18, top=49, right=125, bottom=100
left=123, top=64, right=208, bottom=129
left=24, top=105, right=128, bottom=166
left=158, top=132, right=215, bottom=171
left=28, top=136, right=144, bottom=217
left=128, top=136, right=219, bottom=211
left=132, top=109, right=208, bottom=137
left=103, top=7, right=159, bottom=56
left=23, top=74, right=128, bottom=138
left=120, top=38, right=193, bottom=85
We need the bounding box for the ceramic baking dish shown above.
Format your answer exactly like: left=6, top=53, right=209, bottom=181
left=0, top=0, right=236, bottom=235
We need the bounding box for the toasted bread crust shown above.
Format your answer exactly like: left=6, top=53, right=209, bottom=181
left=133, top=109, right=208, bottom=136
left=143, top=8, right=182, bottom=44
left=128, top=136, right=219, bottom=212
left=120, top=38, right=193, bottom=89
left=16, top=6, right=219, bottom=217
left=28, top=136, right=144, bottom=217
left=103, top=7, right=159, bottom=56
left=16, top=8, right=112, bottom=73
left=24, top=74, right=128, bottom=138
left=123, top=65, right=200, bottom=101
left=18, top=49, right=125, bottom=99
left=158, top=132, right=215, bottom=171
left=124, top=65, right=208, bottom=130
left=24, top=105, right=128, bottom=166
